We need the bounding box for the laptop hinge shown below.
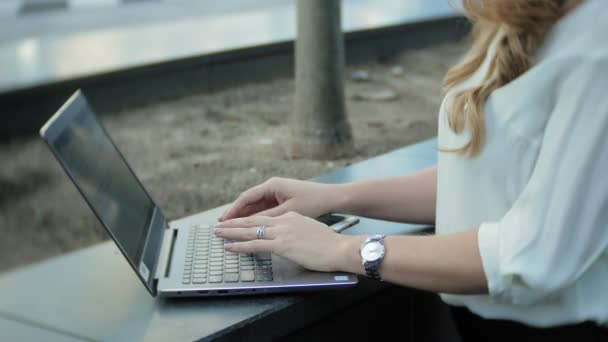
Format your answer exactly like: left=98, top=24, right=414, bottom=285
left=154, top=228, right=178, bottom=280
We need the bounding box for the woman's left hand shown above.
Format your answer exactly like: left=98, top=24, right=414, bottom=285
left=214, top=211, right=354, bottom=272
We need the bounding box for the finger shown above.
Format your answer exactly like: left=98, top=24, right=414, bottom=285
left=225, top=240, right=275, bottom=254
left=220, top=185, right=267, bottom=221
left=254, top=202, right=291, bottom=218
left=224, top=203, right=258, bottom=221
left=214, top=226, right=277, bottom=241
left=216, top=215, right=273, bottom=228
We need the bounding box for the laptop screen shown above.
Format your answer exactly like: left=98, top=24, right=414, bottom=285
left=52, top=103, right=154, bottom=265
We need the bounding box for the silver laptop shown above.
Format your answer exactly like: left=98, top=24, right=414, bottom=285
left=39, top=90, right=359, bottom=298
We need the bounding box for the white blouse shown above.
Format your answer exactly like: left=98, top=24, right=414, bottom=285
left=435, top=0, right=608, bottom=327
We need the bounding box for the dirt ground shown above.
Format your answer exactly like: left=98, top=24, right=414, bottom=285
left=0, top=40, right=466, bottom=272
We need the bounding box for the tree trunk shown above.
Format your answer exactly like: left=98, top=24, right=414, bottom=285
left=291, top=0, right=353, bottom=159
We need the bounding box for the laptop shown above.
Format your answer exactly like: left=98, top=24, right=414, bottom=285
left=39, top=90, right=359, bottom=298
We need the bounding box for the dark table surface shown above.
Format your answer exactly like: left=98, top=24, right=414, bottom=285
left=0, top=138, right=437, bottom=341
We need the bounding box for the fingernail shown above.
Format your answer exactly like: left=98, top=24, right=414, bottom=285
left=218, top=216, right=223, bottom=222
left=213, top=228, right=223, bottom=236
left=224, top=243, right=232, bottom=250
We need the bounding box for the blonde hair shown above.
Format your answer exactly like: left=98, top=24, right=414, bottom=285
left=443, top=0, right=582, bottom=157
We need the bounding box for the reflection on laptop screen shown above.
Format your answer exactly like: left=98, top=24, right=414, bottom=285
left=53, top=107, right=154, bottom=263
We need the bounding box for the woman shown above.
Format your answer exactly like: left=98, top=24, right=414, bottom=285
left=214, top=0, right=608, bottom=339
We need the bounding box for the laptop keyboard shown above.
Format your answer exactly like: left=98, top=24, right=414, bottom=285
left=182, top=224, right=273, bottom=285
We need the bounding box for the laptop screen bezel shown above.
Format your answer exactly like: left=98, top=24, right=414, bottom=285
left=40, top=90, right=166, bottom=296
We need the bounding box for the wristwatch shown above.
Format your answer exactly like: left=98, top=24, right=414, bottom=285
left=359, top=235, right=386, bottom=280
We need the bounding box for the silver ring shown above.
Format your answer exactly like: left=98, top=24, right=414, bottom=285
left=256, top=225, right=267, bottom=240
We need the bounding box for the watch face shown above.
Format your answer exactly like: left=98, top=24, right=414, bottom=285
left=361, top=241, right=384, bottom=262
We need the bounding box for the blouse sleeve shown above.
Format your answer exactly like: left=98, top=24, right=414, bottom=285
left=478, top=58, right=608, bottom=305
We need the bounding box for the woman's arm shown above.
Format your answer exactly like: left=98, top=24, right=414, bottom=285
left=217, top=215, right=487, bottom=294
left=332, top=166, right=437, bottom=225
left=337, top=228, right=488, bottom=294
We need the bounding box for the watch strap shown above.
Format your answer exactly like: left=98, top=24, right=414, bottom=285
left=364, top=261, right=382, bottom=280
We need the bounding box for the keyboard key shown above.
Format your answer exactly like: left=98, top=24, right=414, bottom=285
left=240, top=271, right=255, bottom=282
left=182, top=279, right=191, bottom=284
left=209, top=270, right=223, bottom=276
left=209, top=276, right=223, bottom=283
left=193, top=277, right=207, bottom=284
left=224, top=269, right=239, bottom=274
left=255, top=269, right=273, bottom=276
left=255, top=265, right=273, bottom=271
left=224, top=273, right=239, bottom=282
left=241, top=265, right=254, bottom=270
left=254, top=253, right=272, bottom=261
left=240, top=261, right=254, bottom=266
left=224, top=259, right=238, bottom=265
left=256, top=274, right=273, bottom=281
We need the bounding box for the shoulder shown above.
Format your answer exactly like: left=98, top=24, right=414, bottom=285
left=535, top=0, right=608, bottom=66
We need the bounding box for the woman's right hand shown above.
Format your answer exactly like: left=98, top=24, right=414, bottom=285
left=219, top=177, right=342, bottom=221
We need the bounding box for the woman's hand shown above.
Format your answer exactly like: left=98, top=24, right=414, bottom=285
left=214, top=211, right=359, bottom=272
left=219, top=177, right=344, bottom=221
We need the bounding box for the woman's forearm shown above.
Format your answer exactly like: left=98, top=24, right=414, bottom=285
left=337, top=229, right=488, bottom=294
left=332, top=166, right=437, bottom=224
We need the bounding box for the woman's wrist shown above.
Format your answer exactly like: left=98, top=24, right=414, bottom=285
left=332, top=234, right=367, bottom=274
left=325, top=183, right=357, bottom=215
